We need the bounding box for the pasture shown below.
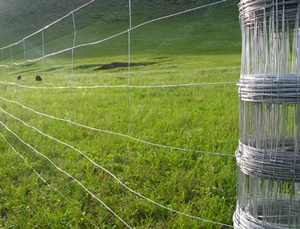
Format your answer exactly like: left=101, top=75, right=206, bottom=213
left=0, top=0, right=241, bottom=228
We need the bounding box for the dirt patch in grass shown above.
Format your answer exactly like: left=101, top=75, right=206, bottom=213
left=95, top=62, right=127, bottom=70
left=73, top=64, right=100, bottom=70
left=94, top=62, right=155, bottom=71
left=150, top=56, right=168, bottom=60
left=45, top=67, right=64, bottom=72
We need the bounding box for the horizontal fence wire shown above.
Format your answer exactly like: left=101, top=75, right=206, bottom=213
left=0, top=0, right=228, bottom=68
left=0, top=0, right=235, bottom=227
left=0, top=133, right=100, bottom=229
left=0, top=95, right=235, bottom=157
left=0, top=106, right=233, bottom=228
left=0, top=81, right=237, bottom=89
left=0, top=121, right=132, bottom=228
left=0, top=0, right=95, bottom=51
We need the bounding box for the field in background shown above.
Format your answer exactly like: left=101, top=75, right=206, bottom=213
left=0, top=0, right=241, bottom=228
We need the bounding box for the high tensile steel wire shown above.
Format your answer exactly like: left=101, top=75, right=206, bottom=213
left=235, top=0, right=300, bottom=228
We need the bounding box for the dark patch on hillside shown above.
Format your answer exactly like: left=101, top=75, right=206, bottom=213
left=45, top=67, right=63, bottom=72
left=95, top=62, right=127, bottom=70
left=151, top=56, right=168, bottom=60
left=73, top=64, right=100, bottom=70
left=94, top=62, right=155, bottom=71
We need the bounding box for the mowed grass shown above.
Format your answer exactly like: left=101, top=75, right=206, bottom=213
left=0, top=0, right=241, bottom=228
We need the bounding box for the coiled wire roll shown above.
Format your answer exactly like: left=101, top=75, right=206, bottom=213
left=239, top=0, right=300, bottom=28
left=238, top=75, right=300, bottom=103
left=236, top=140, right=300, bottom=181
left=236, top=0, right=300, bottom=228
left=234, top=200, right=300, bottom=229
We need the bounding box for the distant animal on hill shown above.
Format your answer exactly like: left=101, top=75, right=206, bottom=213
left=17, top=76, right=21, bottom=80
left=36, top=75, right=42, bottom=81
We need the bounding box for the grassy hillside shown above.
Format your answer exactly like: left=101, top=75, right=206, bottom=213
left=0, top=0, right=241, bottom=228
left=0, top=0, right=240, bottom=53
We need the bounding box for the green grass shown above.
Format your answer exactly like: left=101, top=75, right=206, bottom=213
left=0, top=0, right=241, bottom=228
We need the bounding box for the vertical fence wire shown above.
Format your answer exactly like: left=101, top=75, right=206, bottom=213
left=235, top=1, right=300, bottom=228
left=0, top=0, right=236, bottom=227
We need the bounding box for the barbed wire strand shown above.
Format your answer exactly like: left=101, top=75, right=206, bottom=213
left=0, top=95, right=234, bottom=157
left=0, top=121, right=132, bottom=228
left=0, top=0, right=227, bottom=68
left=0, top=107, right=233, bottom=228
left=0, top=133, right=100, bottom=229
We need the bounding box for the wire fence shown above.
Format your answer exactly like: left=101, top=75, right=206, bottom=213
left=0, top=0, right=238, bottom=227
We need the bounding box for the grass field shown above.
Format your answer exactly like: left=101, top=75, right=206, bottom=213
left=0, top=0, right=241, bottom=228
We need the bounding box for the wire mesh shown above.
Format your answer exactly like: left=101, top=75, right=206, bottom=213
left=235, top=0, right=300, bottom=228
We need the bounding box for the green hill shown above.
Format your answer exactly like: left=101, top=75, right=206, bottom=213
left=0, top=0, right=240, bottom=55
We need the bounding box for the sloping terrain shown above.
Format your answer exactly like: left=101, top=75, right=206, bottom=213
left=0, top=0, right=242, bottom=228
left=0, top=0, right=240, bottom=52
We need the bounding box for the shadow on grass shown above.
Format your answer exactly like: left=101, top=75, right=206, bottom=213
left=45, top=67, right=64, bottom=72
left=94, top=62, right=156, bottom=71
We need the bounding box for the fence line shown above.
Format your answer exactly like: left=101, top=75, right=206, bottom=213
left=0, top=95, right=234, bottom=157
left=0, top=0, right=227, bottom=68
left=0, top=81, right=237, bottom=89
left=0, top=121, right=132, bottom=228
left=0, top=0, right=95, bottom=51
left=0, top=0, right=235, bottom=227
left=131, top=0, right=228, bottom=31
left=0, top=133, right=100, bottom=229
left=0, top=106, right=233, bottom=228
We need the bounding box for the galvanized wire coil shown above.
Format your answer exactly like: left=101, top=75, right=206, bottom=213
left=234, top=200, right=300, bottom=229
left=239, top=0, right=300, bottom=28
left=238, top=74, right=300, bottom=103
left=236, top=140, right=300, bottom=182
